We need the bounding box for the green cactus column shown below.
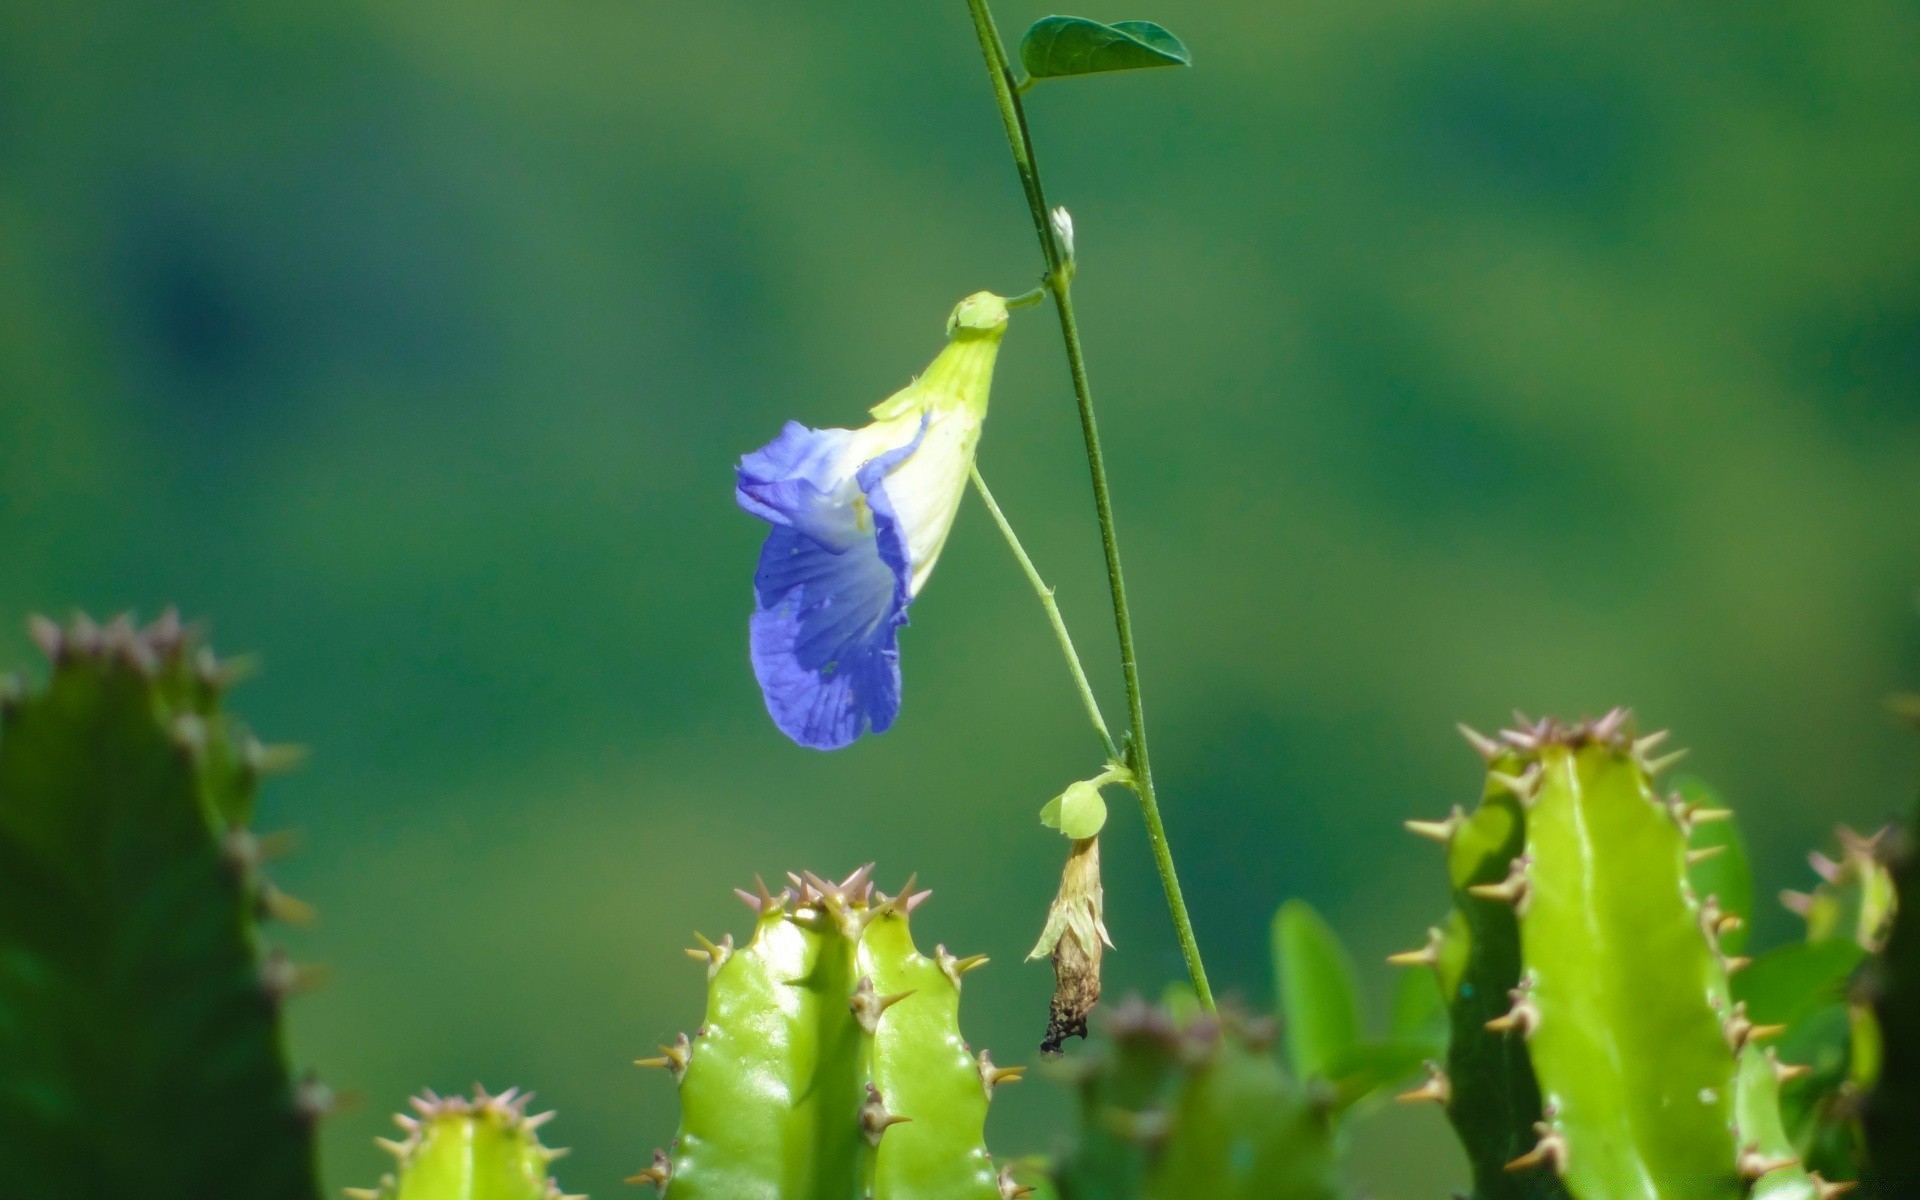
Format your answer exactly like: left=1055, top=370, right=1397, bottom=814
left=346, top=1086, right=580, bottom=1200
left=1398, top=713, right=1839, bottom=1200
left=1043, top=1000, right=1341, bottom=1200
left=0, top=613, right=323, bottom=1200
left=637, top=869, right=1020, bottom=1200
left=1863, top=797, right=1917, bottom=1195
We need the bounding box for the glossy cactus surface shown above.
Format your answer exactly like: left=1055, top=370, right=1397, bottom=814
left=0, top=613, right=321, bottom=1200
left=1401, top=713, right=1833, bottom=1200
left=346, top=1087, right=580, bottom=1200
left=637, top=868, right=1016, bottom=1200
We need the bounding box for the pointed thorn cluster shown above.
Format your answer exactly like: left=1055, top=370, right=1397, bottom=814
left=1722, top=1001, right=1787, bottom=1053
left=997, top=1165, right=1035, bottom=1199
left=1686, top=844, right=1727, bottom=866
left=626, top=1149, right=672, bottom=1191
left=1484, top=984, right=1541, bottom=1039
left=1396, top=1061, right=1450, bottom=1106
left=1405, top=807, right=1467, bottom=845
left=1457, top=722, right=1504, bottom=762
left=1387, top=926, right=1444, bottom=969
left=859, top=1083, right=911, bottom=1147
left=937, top=944, right=989, bottom=989
left=1589, top=706, right=1631, bottom=742
left=1505, top=1122, right=1569, bottom=1174
left=260, top=950, right=326, bottom=1000
left=1736, top=1143, right=1799, bottom=1180
left=1640, top=746, right=1689, bottom=776
left=1488, top=764, right=1544, bottom=806
left=1767, top=1047, right=1812, bottom=1084
left=1808, top=1172, right=1856, bottom=1199
left=636, top=1033, right=692, bottom=1082
left=734, top=875, right=792, bottom=916
left=978, top=1049, right=1025, bottom=1096
left=685, top=931, right=733, bottom=977
left=257, top=884, right=317, bottom=926
left=27, top=614, right=63, bottom=662
left=1467, top=857, right=1531, bottom=912
left=850, top=975, right=915, bottom=1033
left=241, top=737, right=309, bottom=778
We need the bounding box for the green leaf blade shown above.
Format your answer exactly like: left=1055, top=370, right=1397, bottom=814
left=1019, top=16, right=1191, bottom=81
left=1272, top=899, right=1362, bottom=1082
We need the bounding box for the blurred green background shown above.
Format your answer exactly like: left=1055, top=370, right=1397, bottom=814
left=3, top=0, right=1918, bottom=1194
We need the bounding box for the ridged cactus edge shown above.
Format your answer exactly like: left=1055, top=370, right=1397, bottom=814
left=1396, top=711, right=1845, bottom=1200
left=636, top=867, right=1027, bottom=1200
left=347, top=1086, right=581, bottom=1200
left=0, top=612, right=324, bottom=1200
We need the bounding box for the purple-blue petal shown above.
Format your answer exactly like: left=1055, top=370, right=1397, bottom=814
left=737, top=419, right=923, bottom=750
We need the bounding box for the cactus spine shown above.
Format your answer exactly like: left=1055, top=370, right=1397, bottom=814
left=1401, top=712, right=1835, bottom=1200
left=0, top=613, right=322, bottom=1200
left=346, top=1087, right=580, bottom=1200
left=638, top=868, right=1018, bottom=1200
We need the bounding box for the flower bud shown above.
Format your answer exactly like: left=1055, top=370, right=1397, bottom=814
left=1028, top=836, right=1113, bottom=1054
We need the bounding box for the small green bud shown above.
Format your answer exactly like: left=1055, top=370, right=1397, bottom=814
left=1040, top=780, right=1108, bottom=840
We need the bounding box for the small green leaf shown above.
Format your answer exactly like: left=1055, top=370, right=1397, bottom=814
left=1734, top=940, right=1866, bottom=1026
left=1019, top=16, right=1191, bottom=81
left=1039, top=780, right=1107, bottom=839
left=1677, top=776, right=1753, bottom=956
left=1388, top=961, right=1449, bottom=1055
left=1272, top=900, right=1362, bottom=1082
left=1322, top=1039, right=1435, bottom=1113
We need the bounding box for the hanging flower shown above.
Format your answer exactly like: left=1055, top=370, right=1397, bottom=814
left=735, top=292, right=1010, bottom=750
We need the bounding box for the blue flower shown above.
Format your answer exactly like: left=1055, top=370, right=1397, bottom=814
left=736, top=293, right=1011, bottom=749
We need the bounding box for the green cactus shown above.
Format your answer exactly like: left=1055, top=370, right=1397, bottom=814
left=1399, top=713, right=1837, bottom=1200
left=0, top=613, right=322, bottom=1200
left=1861, top=772, right=1916, bottom=1194
left=1272, top=899, right=1445, bottom=1114
left=1735, top=825, right=1897, bottom=1187
left=1044, top=1000, right=1341, bottom=1200
left=635, top=868, right=1021, bottom=1200
left=346, top=1086, right=581, bottom=1200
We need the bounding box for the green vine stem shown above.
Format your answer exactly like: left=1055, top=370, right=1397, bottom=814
left=962, top=0, right=1214, bottom=1011
left=970, top=466, right=1119, bottom=761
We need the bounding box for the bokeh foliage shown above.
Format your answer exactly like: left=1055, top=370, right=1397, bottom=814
left=1, top=1, right=1916, bottom=1195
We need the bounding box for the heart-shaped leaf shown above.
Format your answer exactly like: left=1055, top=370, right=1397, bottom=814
left=1019, top=16, right=1191, bottom=81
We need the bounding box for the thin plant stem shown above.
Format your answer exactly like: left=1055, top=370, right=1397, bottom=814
left=969, top=466, right=1119, bottom=763
left=963, top=0, right=1214, bottom=1010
